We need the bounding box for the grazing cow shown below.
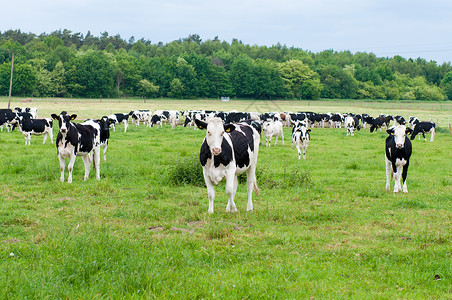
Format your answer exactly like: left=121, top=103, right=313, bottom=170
left=394, top=115, right=406, bottom=125
left=292, top=123, right=311, bottom=160
left=226, top=112, right=251, bottom=123
left=149, top=110, right=179, bottom=128
left=262, top=119, right=284, bottom=147
left=51, top=112, right=101, bottom=183
left=129, top=110, right=151, bottom=126
left=195, top=118, right=260, bottom=213
left=370, top=115, right=393, bottom=133
left=108, top=113, right=129, bottom=132
left=385, top=125, right=413, bottom=193
left=330, top=113, right=344, bottom=128
left=361, top=113, right=374, bottom=129
left=410, top=120, right=436, bottom=142
left=17, top=114, right=53, bottom=145
left=345, top=115, right=361, bottom=136
left=408, top=116, right=418, bottom=128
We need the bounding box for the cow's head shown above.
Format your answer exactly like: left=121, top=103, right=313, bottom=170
left=299, top=125, right=311, bottom=141
left=51, top=111, right=77, bottom=134
left=262, top=119, right=273, bottom=132
left=97, top=116, right=113, bottom=133
left=387, top=125, right=413, bottom=149
left=196, top=117, right=235, bottom=156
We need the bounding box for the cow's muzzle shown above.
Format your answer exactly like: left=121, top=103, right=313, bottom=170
left=396, top=143, right=403, bottom=149
left=212, top=148, right=222, bottom=156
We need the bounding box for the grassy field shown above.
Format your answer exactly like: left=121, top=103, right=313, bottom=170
left=0, top=98, right=451, bottom=298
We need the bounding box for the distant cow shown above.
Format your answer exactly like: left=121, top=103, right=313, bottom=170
left=385, top=125, right=413, bottom=193
left=108, top=113, right=129, bottom=132
left=14, top=107, right=38, bottom=118
left=195, top=117, right=260, bottom=213
left=0, top=109, right=18, bottom=132
left=17, top=113, right=53, bottom=145
left=51, top=112, right=101, bottom=183
left=262, top=119, right=284, bottom=147
left=410, top=120, right=436, bottom=142
left=361, top=113, right=374, bottom=129
left=292, top=123, right=311, bottom=160
left=370, top=115, right=393, bottom=133
left=345, top=115, right=361, bottom=136
left=394, top=115, right=406, bottom=125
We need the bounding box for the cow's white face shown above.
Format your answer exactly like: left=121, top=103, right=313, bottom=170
left=196, top=118, right=235, bottom=156
left=262, top=120, right=272, bottom=132
left=300, top=126, right=310, bottom=141
left=52, top=112, right=77, bottom=134
left=391, top=125, right=409, bottom=149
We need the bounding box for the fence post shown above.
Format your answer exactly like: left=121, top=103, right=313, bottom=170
left=449, top=123, right=451, bottom=135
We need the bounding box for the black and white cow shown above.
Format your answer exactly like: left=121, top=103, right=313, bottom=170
left=108, top=113, right=129, bottom=132
left=195, top=117, right=260, bottom=213
left=361, top=113, right=374, bottom=129
left=385, top=125, right=413, bottom=193
left=410, top=120, right=436, bottom=142
left=262, top=119, right=284, bottom=147
left=0, top=109, right=18, bottom=132
left=345, top=115, right=361, bottom=136
left=51, top=112, right=101, bottom=183
left=17, top=113, right=53, bottom=145
left=292, top=122, right=311, bottom=160
left=91, top=116, right=114, bottom=161
left=394, top=115, right=406, bottom=125
left=14, top=107, right=38, bottom=118
left=370, top=115, right=393, bottom=133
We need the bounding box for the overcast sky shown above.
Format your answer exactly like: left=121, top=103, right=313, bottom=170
left=2, top=0, right=451, bottom=63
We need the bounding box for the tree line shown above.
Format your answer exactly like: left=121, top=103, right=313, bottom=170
left=1, top=29, right=452, bottom=101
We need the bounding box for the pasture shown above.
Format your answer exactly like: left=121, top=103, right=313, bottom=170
left=1, top=98, right=451, bottom=299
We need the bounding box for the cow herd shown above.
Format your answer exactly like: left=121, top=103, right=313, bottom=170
left=0, top=107, right=439, bottom=213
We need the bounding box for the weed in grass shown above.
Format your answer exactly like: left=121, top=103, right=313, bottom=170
left=167, top=154, right=204, bottom=186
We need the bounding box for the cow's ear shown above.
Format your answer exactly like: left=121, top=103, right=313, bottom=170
left=70, top=114, right=77, bottom=120
left=307, top=129, right=311, bottom=132
left=224, top=124, right=235, bottom=133
left=386, top=128, right=394, bottom=135
left=406, top=128, right=413, bottom=134
left=194, top=119, right=208, bottom=130
left=51, top=114, right=58, bottom=120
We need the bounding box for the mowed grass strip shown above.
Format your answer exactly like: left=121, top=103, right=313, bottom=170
left=0, top=100, right=451, bottom=299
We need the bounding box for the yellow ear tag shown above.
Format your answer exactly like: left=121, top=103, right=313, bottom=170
left=225, top=128, right=231, bottom=133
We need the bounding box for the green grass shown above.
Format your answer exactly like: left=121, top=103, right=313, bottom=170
left=0, top=100, right=451, bottom=299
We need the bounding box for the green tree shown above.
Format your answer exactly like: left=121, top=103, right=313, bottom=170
left=279, top=59, right=322, bottom=99
left=441, top=71, right=452, bottom=100
left=169, top=78, right=184, bottom=98
left=65, top=51, right=115, bottom=97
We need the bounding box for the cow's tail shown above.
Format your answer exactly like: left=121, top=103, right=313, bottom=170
left=253, top=180, right=261, bottom=201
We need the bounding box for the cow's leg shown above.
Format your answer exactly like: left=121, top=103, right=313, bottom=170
left=246, top=167, right=257, bottom=211
left=42, top=132, right=48, bottom=144
left=401, top=162, right=409, bottom=193
left=430, top=129, right=435, bottom=142
left=296, top=143, right=301, bottom=160
left=59, top=154, right=66, bottom=182
left=203, top=171, right=215, bottom=213
left=385, top=156, right=392, bottom=191
left=422, top=130, right=426, bottom=141
left=281, top=132, right=284, bottom=146
left=225, top=173, right=237, bottom=212
left=93, top=147, right=101, bottom=180
left=393, top=166, right=403, bottom=193
left=112, top=124, right=116, bottom=132
left=49, top=130, right=54, bottom=144
left=82, top=154, right=91, bottom=181
left=67, top=154, right=77, bottom=183
left=102, top=144, right=107, bottom=162
left=274, top=135, right=278, bottom=146
left=124, top=121, right=128, bottom=133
